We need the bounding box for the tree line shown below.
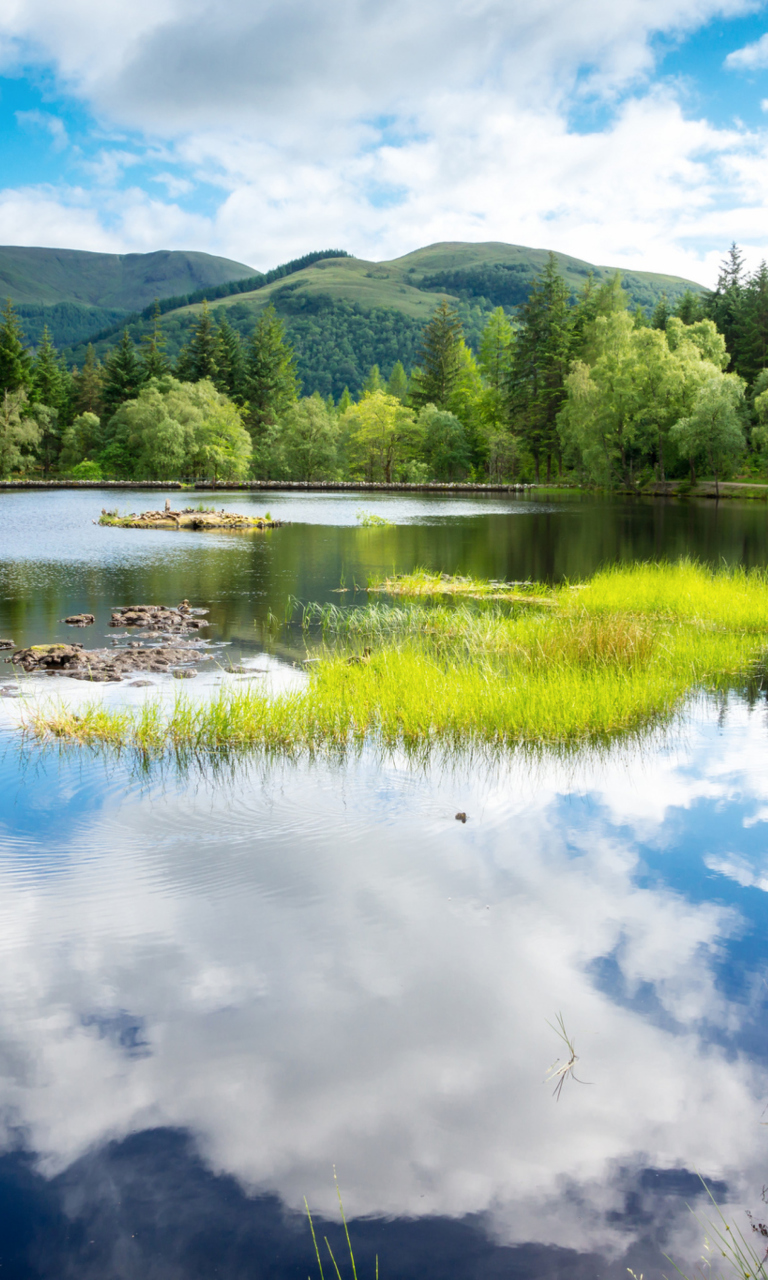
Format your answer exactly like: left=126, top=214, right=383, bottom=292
left=0, top=242, right=766, bottom=486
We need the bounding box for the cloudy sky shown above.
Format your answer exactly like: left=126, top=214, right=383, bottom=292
left=3, top=0, right=768, bottom=281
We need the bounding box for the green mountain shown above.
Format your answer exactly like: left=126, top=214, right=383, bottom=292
left=0, top=246, right=257, bottom=348
left=12, top=239, right=704, bottom=398
left=0, top=245, right=256, bottom=308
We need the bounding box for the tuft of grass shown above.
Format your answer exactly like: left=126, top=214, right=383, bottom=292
left=667, top=1179, right=768, bottom=1280
left=24, top=559, right=768, bottom=761
left=369, top=569, right=553, bottom=603
left=356, top=510, right=394, bottom=528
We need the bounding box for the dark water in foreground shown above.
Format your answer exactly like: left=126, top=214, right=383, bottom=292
left=2, top=489, right=768, bottom=1279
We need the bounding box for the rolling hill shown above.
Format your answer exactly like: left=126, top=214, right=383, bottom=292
left=0, top=246, right=257, bottom=348
left=5, top=239, right=706, bottom=398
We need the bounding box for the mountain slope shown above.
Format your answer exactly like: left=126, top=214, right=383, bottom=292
left=0, top=246, right=256, bottom=309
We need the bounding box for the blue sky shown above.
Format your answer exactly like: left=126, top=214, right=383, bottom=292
left=3, top=0, right=768, bottom=282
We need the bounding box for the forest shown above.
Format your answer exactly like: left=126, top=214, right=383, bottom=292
left=0, top=243, right=766, bottom=487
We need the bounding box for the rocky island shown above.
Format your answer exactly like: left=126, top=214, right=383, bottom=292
left=98, top=501, right=283, bottom=530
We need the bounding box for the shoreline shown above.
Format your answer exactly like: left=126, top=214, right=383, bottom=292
left=0, top=479, right=766, bottom=499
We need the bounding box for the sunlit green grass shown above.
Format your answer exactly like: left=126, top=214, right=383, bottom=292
left=25, top=559, right=768, bottom=760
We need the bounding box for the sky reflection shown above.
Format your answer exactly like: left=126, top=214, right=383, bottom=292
left=1, top=695, right=768, bottom=1273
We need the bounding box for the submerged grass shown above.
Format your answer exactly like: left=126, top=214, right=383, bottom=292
left=24, top=559, right=768, bottom=761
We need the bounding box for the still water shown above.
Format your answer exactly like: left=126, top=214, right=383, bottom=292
left=2, top=489, right=768, bottom=1279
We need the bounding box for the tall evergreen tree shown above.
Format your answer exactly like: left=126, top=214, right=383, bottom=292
left=73, top=344, right=104, bottom=417
left=102, top=330, right=142, bottom=418
left=215, top=317, right=243, bottom=398
left=410, top=301, right=464, bottom=410
left=651, top=293, right=671, bottom=330
left=141, top=300, right=170, bottom=380
left=387, top=361, right=409, bottom=402
left=705, top=243, right=745, bottom=363
left=177, top=301, right=219, bottom=383
left=735, top=262, right=768, bottom=386
left=0, top=299, right=33, bottom=396
left=33, top=326, right=66, bottom=411
left=507, top=253, right=572, bottom=481
left=242, top=304, right=299, bottom=434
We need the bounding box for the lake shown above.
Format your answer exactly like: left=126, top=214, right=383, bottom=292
left=1, top=488, right=768, bottom=1280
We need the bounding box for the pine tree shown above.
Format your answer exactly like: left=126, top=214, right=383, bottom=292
left=362, top=364, right=385, bottom=395
left=705, top=243, right=745, bottom=366
left=32, top=326, right=66, bottom=411
left=0, top=299, right=33, bottom=396
left=141, top=300, right=170, bottom=380
left=673, top=289, right=705, bottom=324
left=507, top=253, right=572, bottom=481
left=73, top=344, right=104, bottom=416
left=410, top=301, right=464, bottom=409
left=651, top=294, right=671, bottom=330
left=102, top=330, right=142, bottom=418
left=215, top=317, right=243, bottom=398
left=735, top=262, right=768, bottom=386
left=337, top=386, right=353, bottom=415
left=242, top=304, right=299, bottom=434
left=387, top=361, right=409, bottom=402
left=177, top=301, right=219, bottom=383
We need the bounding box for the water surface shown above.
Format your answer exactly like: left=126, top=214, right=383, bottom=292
left=1, top=489, right=768, bottom=1279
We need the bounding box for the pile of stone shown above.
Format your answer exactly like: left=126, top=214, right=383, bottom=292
left=7, top=642, right=204, bottom=683
left=109, top=601, right=210, bottom=634
left=99, top=501, right=281, bottom=530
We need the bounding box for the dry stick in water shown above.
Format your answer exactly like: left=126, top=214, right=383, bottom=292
left=545, top=1012, right=590, bottom=1101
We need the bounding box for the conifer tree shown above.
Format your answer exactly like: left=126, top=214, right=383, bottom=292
left=102, top=330, right=142, bottom=418
left=215, top=317, right=243, bottom=398
left=387, top=361, right=408, bottom=402
left=141, top=300, right=170, bottom=380
left=0, top=299, right=33, bottom=396
left=362, top=364, right=385, bottom=395
left=651, top=294, right=671, bottom=330
left=33, top=326, right=66, bottom=411
left=410, top=301, right=464, bottom=410
left=507, top=253, right=572, bottom=481
left=242, top=304, right=299, bottom=435
left=73, top=345, right=104, bottom=417
left=337, top=386, right=353, bottom=415
left=735, top=262, right=768, bottom=386
left=177, top=301, right=219, bottom=383
left=705, top=243, right=745, bottom=361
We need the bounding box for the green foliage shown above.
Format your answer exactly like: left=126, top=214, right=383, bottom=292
left=0, top=299, right=33, bottom=395
left=243, top=304, right=299, bottom=435
left=253, top=395, right=339, bottom=480
left=60, top=411, right=103, bottom=473
left=409, top=300, right=464, bottom=409
left=32, top=325, right=68, bottom=411
left=671, top=374, right=746, bottom=491
left=342, top=390, right=422, bottom=482
left=0, top=389, right=40, bottom=476
left=72, top=343, right=104, bottom=419
left=103, top=377, right=251, bottom=481
left=101, top=330, right=142, bottom=417
left=140, top=301, right=170, bottom=380
left=69, top=458, right=103, bottom=480
left=387, top=361, right=408, bottom=401
left=508, top=253, right=574, bottom=480
left=418, top=404, right=471, bottom=480
left=177, top=300, right=219, bottom=383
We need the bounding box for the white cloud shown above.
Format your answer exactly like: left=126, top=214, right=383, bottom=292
left=14, top=108, right=68, bottom=151
left=0, top=0, right=766, bottom=279
left=726, top=29, right=768, bottom=69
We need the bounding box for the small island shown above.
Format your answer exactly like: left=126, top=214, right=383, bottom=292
left=98, top=502, right=283, bottom=530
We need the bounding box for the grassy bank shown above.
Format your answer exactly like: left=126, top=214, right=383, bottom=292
left=24, top=560, right=768, bottom=760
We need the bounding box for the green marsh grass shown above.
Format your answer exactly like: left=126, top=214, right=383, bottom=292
left=24, top=560, right=768, bottom=761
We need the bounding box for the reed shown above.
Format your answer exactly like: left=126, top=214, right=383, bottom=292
left=24, top=560, right=768, bottom=760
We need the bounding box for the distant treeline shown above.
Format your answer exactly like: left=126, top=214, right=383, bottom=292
left=5, top=243, right=768, bottom=495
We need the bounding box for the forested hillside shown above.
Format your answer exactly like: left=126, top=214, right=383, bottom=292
left=60, top=241, right=703, bottom=399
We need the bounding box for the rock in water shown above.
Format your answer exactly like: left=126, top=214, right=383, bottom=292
left=64, top=614, right=95, bottom=626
